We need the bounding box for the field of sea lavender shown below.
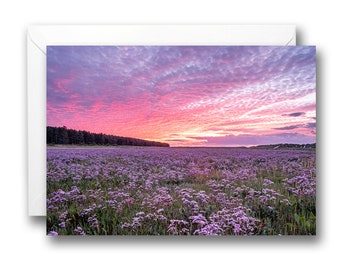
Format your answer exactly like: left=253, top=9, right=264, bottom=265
left=46, top=147, right=316, bottom=236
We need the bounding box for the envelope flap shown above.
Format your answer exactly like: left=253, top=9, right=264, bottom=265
left=28, top=25, right=296, bottom=53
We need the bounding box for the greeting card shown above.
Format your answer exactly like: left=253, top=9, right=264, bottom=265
left=46, top=46, right=316, bottom=236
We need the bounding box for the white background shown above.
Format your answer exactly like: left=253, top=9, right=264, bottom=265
left=0, top=0, right=337, bottom=269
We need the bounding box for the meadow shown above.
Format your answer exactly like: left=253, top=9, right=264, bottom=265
left=47, top=147, right=316, bottom=236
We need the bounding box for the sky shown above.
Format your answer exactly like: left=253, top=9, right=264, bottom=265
left=47, top=46, right=316, bottom=147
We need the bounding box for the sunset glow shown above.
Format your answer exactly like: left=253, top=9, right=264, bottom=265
left=47, top=46, right=316, bottom=147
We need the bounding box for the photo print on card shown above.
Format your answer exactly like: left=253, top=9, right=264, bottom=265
left=46, top=46, right=316, bottom=236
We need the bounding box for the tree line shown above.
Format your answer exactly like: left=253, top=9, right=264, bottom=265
left=47, top=126, right=170, bottom=147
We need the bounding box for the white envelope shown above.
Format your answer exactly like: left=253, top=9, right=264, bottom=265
left=27, top=25, right=296, bottom=216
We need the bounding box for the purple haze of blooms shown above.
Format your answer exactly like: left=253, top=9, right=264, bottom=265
left=46, top=147, right=315, bottom=235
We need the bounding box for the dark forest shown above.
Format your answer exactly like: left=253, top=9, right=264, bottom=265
left=47, top=126, right=170, bottom=147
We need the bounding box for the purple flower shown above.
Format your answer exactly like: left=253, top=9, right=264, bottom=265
left=74, top=226, right=86, bottom=236
left=58, top=222, right=66, bottom=228
left=58, top=211, right=68, bottom=220
left=263, top=179, right=274, bottom=186
left=136, top=211, right=145, bottom=217
left=87, top=215, right=99, bottom=229
left=194, top=223, right=223, bottom=236
left=167, top=219, right=189, bottom=235
left=189, top=214, right=208, bottom=227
